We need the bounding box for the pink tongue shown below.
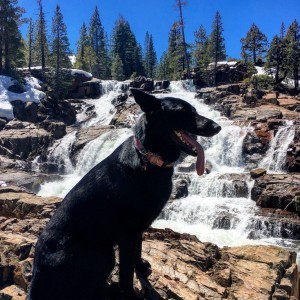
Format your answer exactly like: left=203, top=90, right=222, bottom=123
left=179, top=131, right=205, bottom=176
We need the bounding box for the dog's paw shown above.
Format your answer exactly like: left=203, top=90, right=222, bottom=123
left=135, top=259, right=152, bottom=278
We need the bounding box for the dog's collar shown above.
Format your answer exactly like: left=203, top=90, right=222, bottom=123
left=134, top=137, right=175, bottom=170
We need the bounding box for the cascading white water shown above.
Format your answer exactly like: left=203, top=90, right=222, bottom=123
left=83, top=80, right=129, bottom=127
left=39, top=128, right=131, bottom=197
left=37, top=79, right=298, bottom=256
left=47, top=131, right=77, bottom=173
left=259, top=120, right=295, bottom=172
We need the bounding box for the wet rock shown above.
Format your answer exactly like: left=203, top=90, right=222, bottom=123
left=155, top=80, right=170, bottom=90
left=72, top=125, right=114, bottom=155
left=111, top=93, right=128, bottom=107
left=109, top=102, right=139, bottom=128
left=130, top=77, right=154, bottom=91
left=0, top=186, right=61, bottom=219
left=263, top=93, right=279, bottom=105
left=251, top=174, right=300, bottom=212
left=212, top=211, right=234, bottom=229
left=0, top=125, right=52, bottom=160
left=250, top=168, right=267, bottom=179
left=11, top=101, right=39, bottom=123
left=170, top=175, right=191, bottom=200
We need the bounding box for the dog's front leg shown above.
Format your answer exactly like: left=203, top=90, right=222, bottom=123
left=135, top=234, right=151, bottom=278
left=119, top=236, right=141, bottom=300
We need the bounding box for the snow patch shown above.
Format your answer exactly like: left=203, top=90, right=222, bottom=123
left=0, top=75, right=45, bottom=120
left=70, top=69, right=93, bottom=79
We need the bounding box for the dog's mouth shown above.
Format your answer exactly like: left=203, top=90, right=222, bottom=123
left=172, top=130, right=205, bottom=176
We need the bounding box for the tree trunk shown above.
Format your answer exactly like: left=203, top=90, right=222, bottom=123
left=177, top=0, right=190, bottom=79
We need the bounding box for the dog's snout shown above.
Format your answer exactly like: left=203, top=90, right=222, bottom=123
left=213, top=123, right=222, bottom=133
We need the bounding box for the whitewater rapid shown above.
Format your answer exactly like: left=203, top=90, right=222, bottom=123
left=37, top=80, right=298, bottom=257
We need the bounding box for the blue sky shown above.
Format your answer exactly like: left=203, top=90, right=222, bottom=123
left=19, top=0, right=300, bottom=60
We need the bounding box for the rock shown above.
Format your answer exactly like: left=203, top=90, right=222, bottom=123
left=0, top=118, right=7, bottom=130
left=278, top=97, right=300, bottom=111
left=248, top=208, right=300, bottom=240
left=38, top=97, right=76, bottom=125
left=109, top=102, right=140, bottom=128
left=251, top=174, right=300, bottom=212
left=0, top=285, right=26, bottom=300
left=39, top=121, right=66, bottom=140
left=72, top=126, right=114, bottom=155
left=0, top=186, right=61, bottom=219
left=111, top=93, right=128, bottom=107
left=263, top=93, right=279, bottom=105
left=71, top=78, right=101, bottom=99
left=130, top=77, right=154, bottom=91
left=11, top=101, right=39, bottom=123
left=0, top=171, right=47, bottom=192
left=250, top=168, right=267, bottom=179
left=0, top=125, right=52, bottom=160
left=170, top=175, right=191, bottom=200
left=286, top=127, right=300, bottom=173
left=155, top=81, right=170, bottom=90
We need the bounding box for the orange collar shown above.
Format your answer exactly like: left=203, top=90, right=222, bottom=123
left=134, top=137, right=175, bottom=170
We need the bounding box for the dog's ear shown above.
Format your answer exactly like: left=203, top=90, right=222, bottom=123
left=131, top=88, right=161, bottom=113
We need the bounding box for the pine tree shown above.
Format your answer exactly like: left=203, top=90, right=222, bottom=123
left=175, top=0, right=190, bottom=78
left=0, top=0, right=25, bottom=71
left=165, top=22, right=185, bottom=80
left=32, top=0, right=49, bottom=76
left=111, top=53, right=125, bottom=81
left=147, top=35, right=157, bottom=78
left=241, top=23, right=268, bottom=65
left=208, top=11, right=226, bottom=85
left=49, top=4, right=72, bottom=99
left=75, top=22, right=91, bottom=71
left=280, top=22, right=286, bottom=40
left=286, top=19, right=300, bottom=88
left=89, top=6, right=106, bottom=78
left=111, top=16, right=144, bottom=79
left=156, top=51, right=168, bottom=80
left=143, top=32, right=157, bottom=78
left=266, top=35, right=288, bottom=83
left=26, top=18, right=34, bottom=70
left=103, top=32, right=111, bottom=79
left=193, top=24, right=210, bottom=75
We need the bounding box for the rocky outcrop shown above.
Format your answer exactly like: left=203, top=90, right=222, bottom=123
left=130, top=76, right=154, bottom=91
left=0, top=187, right=298, bottom=300
left=0, top=125, right=52, bottom=160
left=109, top=102, right=140, bottom=128
left=70, top=78, right=101, bottom=99
left=251, top=174, right=300, bottom=213
left=0, top=121, right=66, bottom=160
left=72, top=125, right=114, bottom=155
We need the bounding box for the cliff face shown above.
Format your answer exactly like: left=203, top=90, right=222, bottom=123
left=0, top=187, right=299, bottom=300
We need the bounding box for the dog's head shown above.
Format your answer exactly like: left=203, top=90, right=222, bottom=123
left=131, top=88, right=221, bottom=175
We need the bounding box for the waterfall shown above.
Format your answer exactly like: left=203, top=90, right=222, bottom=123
left=37, top=79, right=299, bottom=256
left=259, top=120, right=295, bottom=172
left=47, top=131, right=77, bottom=174
left=83, top=80, right=129, bottom=127
left=38, top=128, right=131, bottom=198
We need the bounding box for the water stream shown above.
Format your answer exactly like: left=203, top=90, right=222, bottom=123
left=38, top=80, right=299, bottom=256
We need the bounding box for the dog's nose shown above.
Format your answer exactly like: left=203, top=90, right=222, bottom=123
left=213, top=123, right=222, bottom=133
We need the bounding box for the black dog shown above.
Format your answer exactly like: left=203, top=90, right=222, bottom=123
left=27, top=89, right=221, bottom=300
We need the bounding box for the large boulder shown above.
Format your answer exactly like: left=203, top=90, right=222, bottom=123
left=251, top=174, right=300, bottom=212
left=130, top=76, right=154, bottom=91
left=0, top=182, right=299, bottom=300
left=0, top=125, right=52, bottom=160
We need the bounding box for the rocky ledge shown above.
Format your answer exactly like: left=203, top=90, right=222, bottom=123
left=0, top=187, right=299, bottom=300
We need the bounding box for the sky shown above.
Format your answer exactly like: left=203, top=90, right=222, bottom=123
left=18, top=0, right=300, bottom=61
